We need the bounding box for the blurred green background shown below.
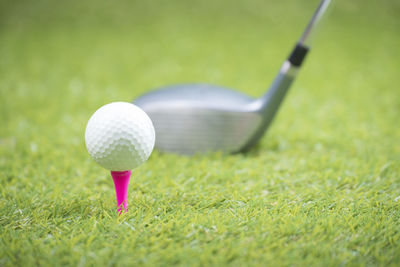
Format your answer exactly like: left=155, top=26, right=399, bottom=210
left=1, top=0, right=399, bottom=266
left=0, top=0, right=399, bottom=148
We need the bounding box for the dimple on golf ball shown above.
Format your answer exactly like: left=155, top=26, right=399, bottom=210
left=85, top=102, right=155, bottom=171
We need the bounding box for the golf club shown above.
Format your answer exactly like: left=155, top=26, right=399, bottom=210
left=134, top=0, right=331, bottom=155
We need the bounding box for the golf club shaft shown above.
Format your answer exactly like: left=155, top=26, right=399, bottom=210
left=244, top=0, right=331, bottom=151
left=260, top=0, right=331, bottom=113
left=299, top=0, right=331, bottom=47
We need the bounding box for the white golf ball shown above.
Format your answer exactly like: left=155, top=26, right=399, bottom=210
left=85, top=102, right=155, bottom=171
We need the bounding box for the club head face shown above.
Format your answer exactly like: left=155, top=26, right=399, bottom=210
left=134, top=84, right=264, bottom=155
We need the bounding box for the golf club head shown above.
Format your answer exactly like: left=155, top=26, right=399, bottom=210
left=134, top=84, right=265, bottom=154
left=133, top=0, right=331, bottom=155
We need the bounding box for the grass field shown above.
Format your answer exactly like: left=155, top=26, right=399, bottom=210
left=1, top=0, right=400, bottom=266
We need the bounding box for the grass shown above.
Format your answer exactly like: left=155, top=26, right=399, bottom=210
left=1, top=0, right=400, bottom=266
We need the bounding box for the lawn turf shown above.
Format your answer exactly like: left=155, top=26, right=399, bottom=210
left=1, top=0, right=400, bottom=266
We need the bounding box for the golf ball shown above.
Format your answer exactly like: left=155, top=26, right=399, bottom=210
left=85, top=102, right=155, bottom=171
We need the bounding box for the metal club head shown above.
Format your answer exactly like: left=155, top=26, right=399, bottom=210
left=134, top=83, right=262, bottom=154
left=134, top=0, right=331, bottom=155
